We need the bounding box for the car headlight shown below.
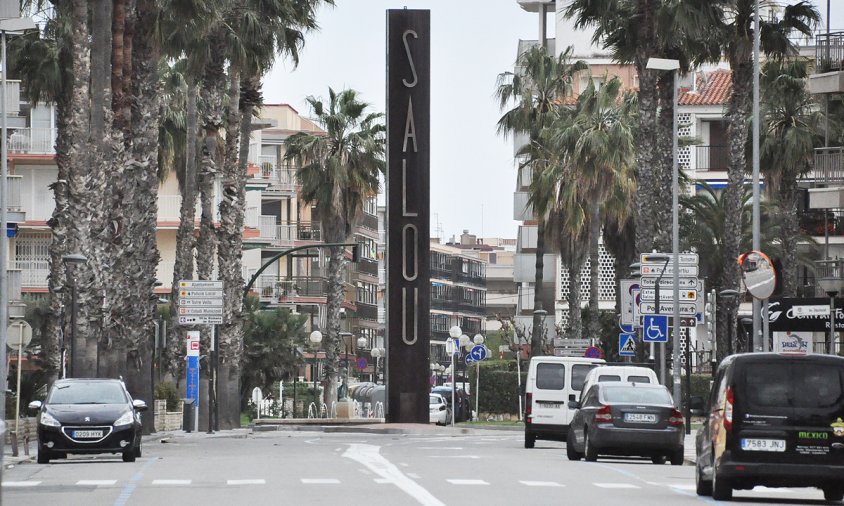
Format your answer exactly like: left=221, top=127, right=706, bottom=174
left=40, top=411, right=61, bottom=427
left=114, top=411, right=134, bottom=427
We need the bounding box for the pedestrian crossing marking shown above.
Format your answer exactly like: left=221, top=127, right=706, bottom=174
left=2, top=481, right=41, bottom=487
left=519, top=481, right=564, bottom=487
left=301, top=478, right=340, bottom=484
left=76, top=480, right=117, bottom=486
left=227, top=479, right=265, bottom=485
left=594, top=483, right=640, bottom=489
left=447, top=479, right=488, bottom=485
left=152, top=480, right=191, bottom=486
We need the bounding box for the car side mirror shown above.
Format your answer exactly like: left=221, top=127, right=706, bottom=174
left=568, top=401, right=581, bottom=410
left=28, top=400, right=42, bottom=411
left=132, top=399, right=148, bottom=411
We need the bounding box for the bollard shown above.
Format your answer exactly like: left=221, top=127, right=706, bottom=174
left=182, top=399, right=195, bottom=433
left=10, top=430, right=18, bottom=457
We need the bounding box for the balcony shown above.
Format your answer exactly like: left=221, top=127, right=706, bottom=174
left=279, top=222, right=321, bottom=242
left=256, top=156, right=297, bottom=192
left=799, top=208, right=844, bottom=237
left=9, top=127, right=56, bottom=155
left=513, top=191, right=533, bottom=221
left=814, top=147, right=844, bottom=186
left=253, top=275, right=329, bottom=302
left=513, top=252, right=555, bottom=283
left=695, top=145, right=729, bottom=171
left=817, top=31, right=844, bottom=73
left=13, top=260, right=49, bottom=288
left=517, top=164, right=532, bottom=190
left=356, top=257, right=378, bottom=276
left=360, top=212, right=378, bottom=231
left=518, top=225, right=538, bottom=250
left=431, top=296, right=455, bottom=312
left=354, top=302, right=378, bottom=321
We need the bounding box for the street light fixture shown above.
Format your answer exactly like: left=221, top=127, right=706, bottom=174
left=62, top=253, right=88, bottom=378
left=448, top=325, right=461, bottom=427
left=646, top=56, right=681, bottom=401
left=309, top=330, right=322, bottom=411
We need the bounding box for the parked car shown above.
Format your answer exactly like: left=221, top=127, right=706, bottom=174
left=566, top=382, right=684, bottom=464
left=28, top=378, right=147, bottom=464
left=432, top=386, right=471, bottom=422
left=524, top=356, right=605, bottom=448
left=579, top=365, right=658, bottom=398
left=429, top=393, right=450, bottom=425
left=695, top=353, right=844, bottom=501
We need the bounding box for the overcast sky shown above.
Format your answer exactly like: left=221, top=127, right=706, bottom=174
left=264, top=1, right=844, bottom=242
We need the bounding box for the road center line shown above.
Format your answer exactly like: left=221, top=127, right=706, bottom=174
left=2, top=481, right=41, bottom=487
left=151, top=479, right=192, bottom=486
left=77, top=480, right=117, bottom=486
left=343, top=444, right=446, bottom=506
left=519, top=481, right=564, bottom=487
left=227, top=479, right=266, bottom=485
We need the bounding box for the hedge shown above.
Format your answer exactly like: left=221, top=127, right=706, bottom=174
left=467, top=361, right=526, bottom=415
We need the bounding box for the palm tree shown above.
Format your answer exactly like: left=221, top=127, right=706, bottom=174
left=760, top=58, right=822, bottom=296
left=284, top=88, right=385, bottom=409
left=552, top=78, right=636, bottom=338
left=496, top=45, right=586, bottom=358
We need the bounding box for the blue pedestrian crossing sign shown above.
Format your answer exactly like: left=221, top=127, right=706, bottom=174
left=642, top=315, right=669, bottom=343
left=619, top=333, right=637, bottom=356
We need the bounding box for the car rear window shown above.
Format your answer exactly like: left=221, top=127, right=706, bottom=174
left=536, top=363, right=565, bottom=390
left=430, top=395, right=441, bottom=405
left=48, top=382, right=128, bottom=405
left=598, top=375, right=621, bottom=382
left=572, top=364, right=598, bottom=391
left=628, top=375, right=651, bottom=383
left=745, top=362, right=844, bottom=409
left=603, top=386, right=672, bottom=405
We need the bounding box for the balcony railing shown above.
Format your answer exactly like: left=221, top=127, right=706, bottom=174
left=354, top=302, right=378, bottom=321
left=8, top=127, right=56, bottom=155
left=6, top=175, right=21, bottom=210
left=431, top=297, right=455, bottom=312
left=253, top=275, right=329, bottom=301
left=817, top=31, right=844, bottom=73
left=7, top=269, right=21, bottom=301
left=695, top=145, right=729, bottom=171
left=799, top=208, right=844, bottom=237
left=360, top=212, right=378, bottom=231
left=814, top=147, right=844, bottom=186
left=277, top=222, right=321, bottom=242
left=356, top=258, right=378, bottom=276
left=256, top=156, right=298, bottom=191
left=13, top=260, right=49, bottom=288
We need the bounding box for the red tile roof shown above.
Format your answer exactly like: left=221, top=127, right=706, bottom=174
left=679, top=69, right=731, bottom=106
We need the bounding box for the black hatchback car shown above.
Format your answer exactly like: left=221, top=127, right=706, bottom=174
left=566, top=382, right=685, bottom=464
left=28, top=378, right=147, bottom=464
left=696, top=353, right=844, bottom=501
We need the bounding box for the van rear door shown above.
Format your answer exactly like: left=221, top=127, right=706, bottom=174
left=736, top=359, right=844, bottom=466
left=531, top=362, right=567, bottom=425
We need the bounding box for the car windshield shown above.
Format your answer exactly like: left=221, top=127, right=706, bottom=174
left=48, top=382, right=128, bottom=405
left=430, top=395, right=441, bottom=405
left=602, top=386, right=672, bottom=405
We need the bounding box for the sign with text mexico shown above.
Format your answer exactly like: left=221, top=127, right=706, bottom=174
left=386, top=9, right=430, bottom=424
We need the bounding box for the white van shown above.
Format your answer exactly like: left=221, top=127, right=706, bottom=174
left=524, top=356, right=605, bottom=448
left=579, top=365, right=658, bottom=399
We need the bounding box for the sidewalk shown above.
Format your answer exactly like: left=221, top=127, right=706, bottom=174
left=684, top=432, right=697, bottom=464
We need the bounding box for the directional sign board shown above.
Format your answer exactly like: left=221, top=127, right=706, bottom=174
left=180, top=280, right=223, bottom=289
left=619, top=333, right=637, bottom=356
left=640, top=264, right=699, bottom=277
left=640, top=277, right=701, bottom=289
left=641, top=253, right=699, bottom=265
left=179, top=280, right=223, bottom=326
left=642, top=315, right=669, bottom=343
left=178, top=315, right=223, bottom=325
left=640, top=287, right=698, bottom=302
left=640, top=301, right=697, bottom=316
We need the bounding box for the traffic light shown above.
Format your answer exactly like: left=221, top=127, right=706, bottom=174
left=352, top=243, right=361, bottom=263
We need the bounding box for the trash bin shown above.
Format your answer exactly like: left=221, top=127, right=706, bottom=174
left=182, top=399, right=195, bottom=433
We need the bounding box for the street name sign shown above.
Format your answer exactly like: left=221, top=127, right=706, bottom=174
left=178, top=307, right=224, bottom=316
left=178, top=315, right=223, bottom=325
left=553, top=338, right=591, bottom=347
left=178, top=280, right=224, bottom=326
left=179, top=280, right=223, bottom=289
left=640, top=264, right=699, bottom=277
left=640, top=301, right=697, bottom=316
left=178, top=298, right=223, bottom=307
left=639, top=277, right=700, bottom=289
left=178, top=289, right=224, bottom=298
left=640, top=287, right=698, bottom=302
left=554, top=348, right=588, bottom=357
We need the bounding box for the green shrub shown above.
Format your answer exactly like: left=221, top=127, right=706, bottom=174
left=680, top=373, right=713, bottom=408
left=154, top=381, right=181, bottom=411
left=468, top=361, right=526, bottom=414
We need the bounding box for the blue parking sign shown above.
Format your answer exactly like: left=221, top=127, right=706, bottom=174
left=642, top=315, right=668, bottom=343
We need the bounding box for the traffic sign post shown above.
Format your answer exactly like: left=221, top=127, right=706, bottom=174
left=186, top=331, right=200, bottom=433
left=619, top=333, right=637, bottom=357
left=8, top=321, right=33, bottom=438
left=584, top=346, right=603, bottom=359
left=643, top=315, right=669, bottom=343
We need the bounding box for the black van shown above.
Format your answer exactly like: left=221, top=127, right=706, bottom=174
left=695, top=353, right=844, bottom=501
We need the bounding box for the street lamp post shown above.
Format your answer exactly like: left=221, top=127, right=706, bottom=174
left=448, top=325, right=462, bottom=427
left=309, top=330, right=323, bottom=413
left=473, top=334, right=484, bottom=418
left=62, top=253, right=87, bottom=378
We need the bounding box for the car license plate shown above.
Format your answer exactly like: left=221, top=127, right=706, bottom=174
left=537, top=402, right=561, bottom=409
left=741, top=438, right=786, bottom=452
left=73, top=430, right=103, bottom=439
left=624, top=413, right=657, bottom=423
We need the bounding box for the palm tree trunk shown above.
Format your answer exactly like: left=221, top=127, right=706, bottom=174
left=167, top=82, right=198, bottom=381
left=633, top=13, right=659, bottom=255
left=653, top=74, right=675, bottom=251
left=587, top=203, right=601, bottom=337
left=216, top=73, right=244, bottom=429
left=323, top=245, right=345, bottom=409
left=779, top=177, right=800, bottom=297
left=531, top=220, right=546, bottom=358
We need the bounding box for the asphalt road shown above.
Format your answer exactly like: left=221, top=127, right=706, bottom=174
left=2, top=427, right=833, bottom=506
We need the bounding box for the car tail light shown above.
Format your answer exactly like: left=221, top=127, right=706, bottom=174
left=525, top=393, right=532, bottom=421
left=595, top=405, right=612, bottom=423
left=668, top=408, right=684, bottom=426
left=723, top=386, right=734, bottom=431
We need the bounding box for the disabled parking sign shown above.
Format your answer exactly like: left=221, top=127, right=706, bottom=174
left=642, top=315, right=668, bottom=343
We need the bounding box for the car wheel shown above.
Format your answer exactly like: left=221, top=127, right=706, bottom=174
left=524, top=431, right=535, bottom=449
left=670, top=448, right=684, bottom=466
left=584, top=429, right=598, bottom=462
left=651, top=455, right=667, bottom=465
left=134, top=444, right=142, bottom=458
left=824, top=488, right=844, bottom=502
left=36, top=446, right=51, bottom=464
left=566, top=430, right=581, bottom=461
left=695, top=461, right=712, bottom=496
left=711, top=468, right=732, bottom=501
left=122, top=450, right=136, bottom=463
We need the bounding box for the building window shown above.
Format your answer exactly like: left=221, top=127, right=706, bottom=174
left=356, top=281, right=377, bottom=305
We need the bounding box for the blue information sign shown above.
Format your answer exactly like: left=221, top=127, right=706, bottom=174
left=619, top=333, right=637, bottom=356
left=470, top=345, right=487, bottom=362
left=186, top=355, right=199, bottom=406
left=642, top=315, right=669, bottom=343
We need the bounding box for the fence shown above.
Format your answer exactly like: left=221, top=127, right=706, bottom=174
left=153, top=400, right=183, bottom=431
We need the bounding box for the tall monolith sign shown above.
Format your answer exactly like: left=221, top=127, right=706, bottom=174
left=386, top=9, right=430, bottom=423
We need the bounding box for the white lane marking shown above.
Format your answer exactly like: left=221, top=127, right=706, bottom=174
left=594, top=483, right=640, bottom=489
left=374, top=478, right=393, bottom=484
left=2, top=481, right=41, bottom=488
left=436, top=455, right=480, bottom=459
left=227, top=479, right=266, bottom=485
left=77, top=480, right=117, bottom=486
left=151, top=480, right=191, bottom=486
left=447, top=479, right=489, bottom=486
left=419, top=447, right=463, bottom=450
left=344, top=444, right=446, bottom=506
left=669, top=484, right=696, bottom=491
left=407, top=473, right=421, bottom=479
left=520, top=481, right=565, bottom=487
left=301, top=479, right=340, bottom=485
